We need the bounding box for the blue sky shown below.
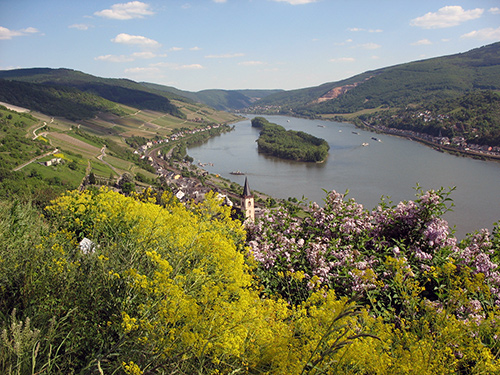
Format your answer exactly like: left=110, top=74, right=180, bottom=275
left=1, top=0, right=499, bottom=91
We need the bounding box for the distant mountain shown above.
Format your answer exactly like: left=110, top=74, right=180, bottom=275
left=141, top=82, right=283, bottom=111
left=0, top=68, right=186, bottom=118
left=1, top=41, right=499, bottom=118
left=251, top=42, right=500, bottom=116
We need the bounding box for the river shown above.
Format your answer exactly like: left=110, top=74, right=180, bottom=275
left=188, top=115, right=500, bottom=239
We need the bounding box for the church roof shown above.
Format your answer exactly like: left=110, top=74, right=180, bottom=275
left=243, top=177, right=252, bottom=197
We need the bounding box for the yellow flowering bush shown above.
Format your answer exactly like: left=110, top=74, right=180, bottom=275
left=1, top=188, right=499, bottom=374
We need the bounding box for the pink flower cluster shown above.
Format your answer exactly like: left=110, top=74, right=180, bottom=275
left=247, top=188, right=500, bottom=313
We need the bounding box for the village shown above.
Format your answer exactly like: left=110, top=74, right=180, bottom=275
left=363, top=111, right=500, bottom=160
left=132, top=121, right=265, bottom=221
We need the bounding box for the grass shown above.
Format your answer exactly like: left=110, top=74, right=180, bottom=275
left=26, top=162, right=84, bottom=188
left=89, top=160, right=117, bottom=178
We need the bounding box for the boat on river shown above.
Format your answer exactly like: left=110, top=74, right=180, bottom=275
left=230, top=170, right=245, bottom=175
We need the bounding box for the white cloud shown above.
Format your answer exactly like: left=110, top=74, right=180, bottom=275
left=410, top=6, right=483, bottom=29
left=125, top=67, right=161, bottom=74
left=330, top=57, right=355, bottom=62
left=22, top=27, right=39, bottom=34
left=95, top=1, right=154, bottom=20
left=205, top=53, right=244, bottom=58
left=213, top=0, right=227, bottom=3
left=170, top=47, right=183, bottom=51
left=69, top=24, right=92, bottom=30
left=411, top=39, right=432, bottom=46
left=239, top=61, right=265, bottom=66
left=334, top=39, right=353, bottom=46
left=489, top=7, right=500, bottom=15
left=131, top=51, right=158, bottom=59
left=152, top=62, right=204, bottom=70
left=461, top=27, right=500, bottom=40
left=190, top=46, right=201, bottom=51
left=348, top=27, right=382, bottom=33
left=358, top=43, right=381, bottom=50
left=271, top=0, right=318, bottom=4
left=95, top=51, right=161, bottom=63
left=95, top=54, right=134, bottom=62
left=178, top=64, right=204, bottom=70
left=0, top=26, right=39, bottom=40
left=111, top=33, right=160, bottom=47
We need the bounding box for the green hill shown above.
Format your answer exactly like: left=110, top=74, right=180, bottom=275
left=0, top=68, right=186, bottom=118
left=251, top=42, right=500, bottom=115
left=141, top=81, right=283, bottom=111
left=0, top=79, right=127, bottom=121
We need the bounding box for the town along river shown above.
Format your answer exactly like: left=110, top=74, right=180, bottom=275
left=188, top=115, right=500, bottom=239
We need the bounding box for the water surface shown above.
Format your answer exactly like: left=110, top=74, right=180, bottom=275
left=188, top=115, right=500, bottom=238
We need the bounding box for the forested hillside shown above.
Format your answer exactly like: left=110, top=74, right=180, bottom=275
left=0, top=79, right=127, bottom=121
left=251, top=42, right=500, bottom=115
left=0, top=68, right=185, bottom=118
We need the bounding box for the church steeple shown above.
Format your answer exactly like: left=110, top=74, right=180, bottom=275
left=241, top=177, right=255, bottom=222
left=243, top=176, right=252, bottom=197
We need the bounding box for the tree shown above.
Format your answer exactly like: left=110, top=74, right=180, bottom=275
left=88, top=172, right=96, bottom=185
left=68, top=160, right=78, bottom=170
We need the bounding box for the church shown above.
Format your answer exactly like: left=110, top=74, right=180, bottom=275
left=240, top=177, right=255, bottom=222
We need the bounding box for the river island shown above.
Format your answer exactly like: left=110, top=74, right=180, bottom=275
left=251, top=117, right=329, bottom=162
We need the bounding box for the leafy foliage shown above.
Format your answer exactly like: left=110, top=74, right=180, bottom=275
left=0, top=189, right=377, bottom=374
left=0, top=188, right=499, bottom=373
left=252, top=117, right=329, bottom=162
left=247, top=188, right=500, bottom=371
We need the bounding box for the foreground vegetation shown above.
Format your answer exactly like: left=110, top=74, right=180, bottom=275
left=251, top=117, right=329, bottom=162
left=1, top=185, right=499, bottom=374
